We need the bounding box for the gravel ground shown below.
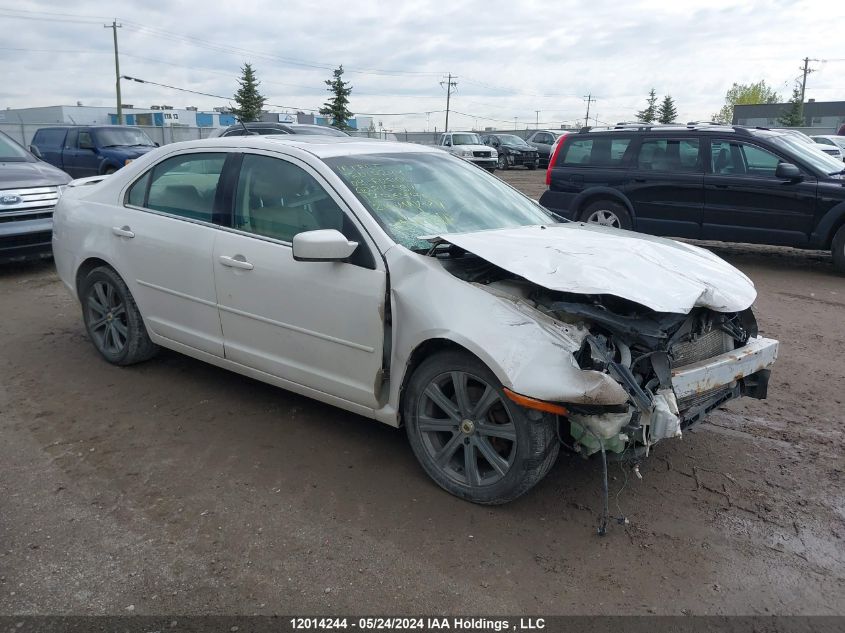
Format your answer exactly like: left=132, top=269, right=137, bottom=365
left=0, top=168, right=843, bottom=616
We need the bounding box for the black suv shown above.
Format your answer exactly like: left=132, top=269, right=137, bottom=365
left=481, top=134, right=539, bottom=170
left=214, top=122, right=349, bottom=137
left=539, top=124, right=845, bottom=272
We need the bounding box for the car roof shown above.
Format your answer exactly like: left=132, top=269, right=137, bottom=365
left=574, top=124, right=785, bottom=139
left=169, top=135, right=441, bottom=159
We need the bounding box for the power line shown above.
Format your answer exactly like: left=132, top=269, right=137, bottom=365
left=0, top=7, right=445, bottom=78
left=120, top=75, right=446, bottom=116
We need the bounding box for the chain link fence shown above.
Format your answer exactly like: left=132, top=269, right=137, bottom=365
left=0, top=123, right=220, bottom=148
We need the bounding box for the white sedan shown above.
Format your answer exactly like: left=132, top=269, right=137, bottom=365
left=811, top=135, right=845, bottom=162
left=52, top=136, right=778, bottom=505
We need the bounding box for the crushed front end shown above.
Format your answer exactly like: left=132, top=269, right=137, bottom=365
left=536, top=292, right=778, bottom=458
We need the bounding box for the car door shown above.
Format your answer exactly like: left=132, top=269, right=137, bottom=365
left=624, top=136, right=704, bottom=238
left=545, top=135, right=634, bottom=218
left=64, top=129, right=102, bottom=179
left=113, top=150, right=233, bottom=356
left=32, top=128, right=67, bottom=169
left=703, top=139, right=818, bottom=246
left=212, top=152, right=387, bottom=409
left=530, top=132, right=553, bottom=163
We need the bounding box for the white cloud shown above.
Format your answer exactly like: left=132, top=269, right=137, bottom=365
left=0, top=0, right=842, bottom=130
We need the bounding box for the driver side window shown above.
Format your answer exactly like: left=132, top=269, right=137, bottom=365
left=234, top=154, right=374, bottom=268
left=234, top=155, right=345, bottom=243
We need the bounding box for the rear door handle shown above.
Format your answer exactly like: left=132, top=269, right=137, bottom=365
left=111, top=226, right=135, bottom=238
left=218, top=255, right=254, bottom=271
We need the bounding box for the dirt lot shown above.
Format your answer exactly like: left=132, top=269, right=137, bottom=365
left=1, top=169, right=843, bottom=616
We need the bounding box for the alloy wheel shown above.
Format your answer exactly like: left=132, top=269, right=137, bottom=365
left=586, top=209, right=621, bottom=228
left=416, top=370, right=517, bottom=487
left=85, top=280, right=128, bottom=355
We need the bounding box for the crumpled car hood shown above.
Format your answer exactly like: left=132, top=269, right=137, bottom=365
left=429, top=223, right=757, bottom=314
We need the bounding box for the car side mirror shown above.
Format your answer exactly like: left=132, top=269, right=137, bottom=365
left=154, top=142, right=160, bottom=147
left=29, top=145, right=42, bottom=159
left=444, top=140, right=451, bottom=147
left=292, top=229, right=358, bottom=262
left=775, top=162, right=802, bottom=181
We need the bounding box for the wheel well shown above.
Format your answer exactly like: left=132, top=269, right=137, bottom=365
left=576, top=193, right=629, bottom=220
left=826, top=216, right=845, bottom=249
left=74, top=257, right=112, bottom=297
left=397, top=338, right=480, bottom=426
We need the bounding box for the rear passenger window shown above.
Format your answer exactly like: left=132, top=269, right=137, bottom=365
left=142, top=153, right=227, bottom=223
left=637, top=139, right=701, bottom=172
left=710, top=141, right=781, bottom=177
left=741, top=144, right=780, bottom=177
left=562, top=137, right=630, bottom=167
left=34, top=128, right=66, bottom=148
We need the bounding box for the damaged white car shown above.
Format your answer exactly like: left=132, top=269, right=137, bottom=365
left=52, top=136, right=778, bottom=508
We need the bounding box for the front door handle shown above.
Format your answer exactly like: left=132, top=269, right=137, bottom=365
left=218, top=255, right=254, bottom=271
left=111, top=226, right=135, bottom=238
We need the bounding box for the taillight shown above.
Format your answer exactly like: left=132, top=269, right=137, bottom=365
left=545, top=134, right=567, bottom=186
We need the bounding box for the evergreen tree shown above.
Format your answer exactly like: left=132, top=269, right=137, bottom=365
left=778, top=84, right=804, bottom=127
left=636, top=88, right=658, bottom=123
left=657, top=95, right=678, bottom=124
left=231, top=63, right=266, bottom=122
left=319, top=65, right=353, bottom=129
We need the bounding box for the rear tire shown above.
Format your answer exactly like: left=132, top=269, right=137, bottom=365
left=833, top=225, right=845, bottom=274
left=579, top=199, right=633, bottom=230
left=403, top=350, right=559, bottom=505
left=104, top=167, right=117, bottom=175
left=79, top=266, right=158, bottom=366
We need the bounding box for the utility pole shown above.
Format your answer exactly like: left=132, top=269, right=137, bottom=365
left=583, top=94, right=596, bottom=128
left=105, top=20, right=123, bottom=124
left=440, top=73, right=457, bottom=132
left=798, top=57, right=817, bottom=124
left=535, top=110, right=540, bottom=129
left=514, top=116, right=518, bottom=131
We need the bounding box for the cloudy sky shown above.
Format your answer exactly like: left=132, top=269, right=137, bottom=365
left=1, top=0, right=842, bottom=131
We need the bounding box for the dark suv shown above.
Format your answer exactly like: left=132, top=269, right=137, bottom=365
left=539, top=124, right=845, bottom=272
left=213, top=122, right=349, bottom=137
left=481, top=134, right=539, bottom=170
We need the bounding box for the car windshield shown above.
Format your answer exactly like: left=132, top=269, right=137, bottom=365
left=326, top=152, right=554, bottom=251
left=498, top=134, right=529, bottom=146
left=769, top=134, right=845, bottom=174
left=94, top=128, right=155, bottom=147
left=451, top=134, right=481, bottom=145
left=0, top=132, right=32, bottom=162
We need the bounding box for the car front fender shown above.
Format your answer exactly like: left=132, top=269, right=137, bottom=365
left=384, top=246, right=629, bottom=423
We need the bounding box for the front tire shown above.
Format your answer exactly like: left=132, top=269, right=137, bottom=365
left=80, top=266, right=158, bottom=365
left=403, top=350, right=559, bottom=504
left=497, top=154, right=509, bottom=171
left=833, top=225, right=845, bottom=274
left=579, top=199, right=633, bottom=230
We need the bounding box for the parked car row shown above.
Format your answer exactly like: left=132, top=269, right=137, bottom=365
left=539, top=123, right=845, bottom=272
left=0, top=130, right=70, bottom=263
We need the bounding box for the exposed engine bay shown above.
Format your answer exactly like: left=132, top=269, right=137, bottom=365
left=436, top=247, right=773, bottom=459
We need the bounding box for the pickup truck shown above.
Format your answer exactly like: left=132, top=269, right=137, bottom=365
left=30, top=126, right=157, bottom=178
left=437, top=132, right=498, bottom=172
